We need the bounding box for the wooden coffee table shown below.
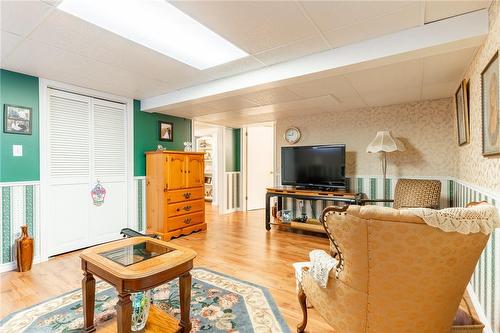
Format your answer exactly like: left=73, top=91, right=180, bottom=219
left=79, top=237, right=196, bottom=333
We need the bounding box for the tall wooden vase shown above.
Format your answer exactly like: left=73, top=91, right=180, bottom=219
left=16, top=225, right=34, bottom=272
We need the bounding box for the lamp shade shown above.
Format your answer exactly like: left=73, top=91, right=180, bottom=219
left=366, top=131, right=405, bottom=153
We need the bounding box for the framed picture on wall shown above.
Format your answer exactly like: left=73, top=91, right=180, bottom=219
left=481, top=51, right=499, bottom=156
left=158, top=121, right=173, bottom=142
left=455, top=80, right=469, bottom=146
left=3, top=104, right=32, bottom=135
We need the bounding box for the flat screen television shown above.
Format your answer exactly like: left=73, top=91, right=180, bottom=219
left=281, top=144, right=346, bottom=190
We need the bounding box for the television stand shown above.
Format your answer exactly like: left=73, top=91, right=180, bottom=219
left=265, top=186, right=360, bottom=231
left=295, top=185, right=346, bottom=192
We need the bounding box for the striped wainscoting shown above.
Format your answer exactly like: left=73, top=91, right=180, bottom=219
left=135, top=177, right=146, bottom=233
left=0, top=182, right=40, bottom=271
left=225, top=172, right=241, bottom=213
left=282, top=176, right=453, bottom=219
left=450, top=179, right=499, bottom=333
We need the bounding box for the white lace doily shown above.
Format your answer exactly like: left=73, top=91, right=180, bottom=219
left=408, top=204, right=500, bottom=235
left=309, top=250, right=337, bottom=288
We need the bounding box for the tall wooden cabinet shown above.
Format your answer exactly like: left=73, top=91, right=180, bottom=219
left=146, top=151, right=206, bottom=240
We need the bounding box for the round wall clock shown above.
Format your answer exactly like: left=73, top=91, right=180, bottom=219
left=284, top=127, right=301, bottom=144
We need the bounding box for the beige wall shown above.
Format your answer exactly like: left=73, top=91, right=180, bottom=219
left=456, top=0, right=500, bottom=194
left=276, top=98, right=457, bottom=179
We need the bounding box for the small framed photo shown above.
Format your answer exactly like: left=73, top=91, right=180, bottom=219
left=455, top=80, right=469, bottom=146
left=481, top=51, right=499, bottom=156
left=158, top=121, right=173, bottom=142
left=3, top=104, right=32, bottom=135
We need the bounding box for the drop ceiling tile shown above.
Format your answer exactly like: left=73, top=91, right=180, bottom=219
left=323, top=2, right=422, bottom=48
left=240, top=87, right=301, bottom=106
left=275, top=107, right=332, bottom=119
left=362, top=87, right=421, bottom=106
left=344, top=59, right=423, bottom=94
left=271, top=95, right=340, bottom=112
left=171, top=1, right=317, bottom=54
left=422, top=82, right=456, bottom=100
left=2, top=37, right=169, bottom=98
left=330, top=96, right=367, bottom=112
left=254, top=36, right=330, bottom=66
left=161, top=104, right=218, bottom=119
left=423, top=47, right=476, bottom=84
left=195, top=95, right=259, bottom=113
left=28, top=10, right=111, bottom=59
left=41, top=0, right=62, bottom=6
left=203, top=56, right=265, bottom=80
left=1, top=0, right=55, bottom=36
left=1, top=30, right=22, bottom=59
left=193, top=111, right=231, bottom=123
left=286, top=75, right=360, bottom=99
left=424, top=0, right=491, bottom=23
left=29, top=10, right=212, bottom=89
left=300, top=1, right=414, bottom=33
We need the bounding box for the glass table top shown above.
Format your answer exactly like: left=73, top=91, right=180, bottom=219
left=98, top=241, right=176, bottom=267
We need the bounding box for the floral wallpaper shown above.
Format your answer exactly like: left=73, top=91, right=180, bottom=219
left=456, top=0, right=500, bottom=194
left=276, top=98, right=457, bottom=178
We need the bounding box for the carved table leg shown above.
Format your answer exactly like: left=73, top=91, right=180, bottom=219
left=116, top=292, right=132, bottom=333
left=297, top=289, right=308, bottom=333
left=82, top=271, right=96, bottom=332
left=179, top=272, right=192, bottom=333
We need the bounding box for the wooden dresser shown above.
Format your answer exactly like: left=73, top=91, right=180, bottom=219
left=146, top=151, right=206, bottom=240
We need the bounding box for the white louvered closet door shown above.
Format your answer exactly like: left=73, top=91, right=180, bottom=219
left=89, top=98, right=127, bottom=244
left=46, top=89, right=128, bottom=256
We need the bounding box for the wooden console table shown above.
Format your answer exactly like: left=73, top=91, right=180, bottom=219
left=80, top=237, right=196, bottom=333
left=265, top=186, right=360, bottom=231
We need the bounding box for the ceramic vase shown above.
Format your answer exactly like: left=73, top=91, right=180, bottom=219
left=16, top=225, right=33, bottom=272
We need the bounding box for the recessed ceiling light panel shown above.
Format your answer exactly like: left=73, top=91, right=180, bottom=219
left=57, top=0, right=248, bottom=70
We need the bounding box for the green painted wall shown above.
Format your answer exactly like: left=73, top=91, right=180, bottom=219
left=134, top=100, right=192, bottom=176
left=233, top=128, right=241, bottom=172
left=0, top=70, right=40, bottom=182
left=225, top=127, right=241, bottom=172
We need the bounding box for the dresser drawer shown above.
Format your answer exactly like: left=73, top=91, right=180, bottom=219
left=166, top=188, right=204, bottom=204
left=167, top=199, right=204, bottom=217
left=167, top=212, right=204, bottom=231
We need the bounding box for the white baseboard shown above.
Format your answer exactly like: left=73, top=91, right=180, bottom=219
left=0, top=256, right=46, bottom=274
left=466, top=283, right=493, bottom=333
left=0, top=261, right=16, bottom=273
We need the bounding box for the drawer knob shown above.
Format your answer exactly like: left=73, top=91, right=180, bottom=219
left=183, top=218, right=192, bottom=224
left=183, top=205, right=192, bottom=211
left=183, top=192, right=191, bottom=199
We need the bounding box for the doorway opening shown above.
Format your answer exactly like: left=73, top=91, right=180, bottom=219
left=194, top=122, right=219, bottom=206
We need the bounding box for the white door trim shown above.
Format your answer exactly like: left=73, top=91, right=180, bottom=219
left=242, top=122, right=276, bottom=211
left=39, top=79, right=134, bottom=261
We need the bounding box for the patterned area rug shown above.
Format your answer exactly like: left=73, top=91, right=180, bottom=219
left=0, top=268, right=290, bottom=333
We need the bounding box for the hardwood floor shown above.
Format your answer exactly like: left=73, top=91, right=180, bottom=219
left=0, top=204, right=333, bottom=332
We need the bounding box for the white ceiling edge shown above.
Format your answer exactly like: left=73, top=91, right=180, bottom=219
left=141, top=9, right=488, bottom=113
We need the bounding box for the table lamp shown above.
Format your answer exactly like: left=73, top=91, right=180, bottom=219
left=366, top=131, right=405, bottom=198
